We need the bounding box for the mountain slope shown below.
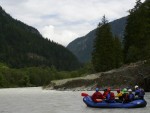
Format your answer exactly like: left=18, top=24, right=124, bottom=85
left=67, top=17, right=127, bottom=63
left=0, top=6, right=80, bottom=70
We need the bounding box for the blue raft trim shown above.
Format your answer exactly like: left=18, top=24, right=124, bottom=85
left=83, top=96, right=147, bottom=108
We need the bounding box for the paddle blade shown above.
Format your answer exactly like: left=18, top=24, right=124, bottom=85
left=81, top=93, right=89, bottom=97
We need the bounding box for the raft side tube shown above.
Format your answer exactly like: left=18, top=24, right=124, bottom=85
left=83, top=96, right=147, bottom=108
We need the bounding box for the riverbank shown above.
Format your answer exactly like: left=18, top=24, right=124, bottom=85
left=44, top=61, right=150, bottom=91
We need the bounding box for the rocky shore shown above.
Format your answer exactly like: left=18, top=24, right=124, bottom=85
left=44, top=61, right=150, bottom=91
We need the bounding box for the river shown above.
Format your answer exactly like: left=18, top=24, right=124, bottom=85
left=0, top=87, right=149, bottom=113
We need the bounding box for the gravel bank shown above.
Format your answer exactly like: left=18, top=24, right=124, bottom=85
left=44, top=61, right=150, bottom=91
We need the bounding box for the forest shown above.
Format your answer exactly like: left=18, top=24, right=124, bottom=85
left=0, top=0, right=150, bottom=88
left=0, top=6, right=80, bottom=71
left=92, top=0, right=150, bottom=72
left=0, top=62, right=93, bottom=88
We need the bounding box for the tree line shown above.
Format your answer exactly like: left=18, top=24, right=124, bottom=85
left=92, top=0, right=150, bottom=72
left=0, top=63, right=93, bottom=88
left=0, top=6, right=80, bottom=71
left=0, top=0, right=149, bottom=88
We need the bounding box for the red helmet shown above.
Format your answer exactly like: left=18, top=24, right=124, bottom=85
left=107, top=88, right=111, bottom=92
left=116, top=89, right=120, bottom=93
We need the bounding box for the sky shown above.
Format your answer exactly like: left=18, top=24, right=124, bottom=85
left=0, top=0, right=145, bottom=46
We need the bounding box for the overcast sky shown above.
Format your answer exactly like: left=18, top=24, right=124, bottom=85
left=0, top=0, right=145, bottom=46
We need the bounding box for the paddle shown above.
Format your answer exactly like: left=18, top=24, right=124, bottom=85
left=81, top=92, right=89, bottom=97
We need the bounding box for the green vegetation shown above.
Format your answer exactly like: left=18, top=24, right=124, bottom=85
left=0, top=63, right=93, bottom=88
left=0, top=6, right=84, bottom=88
left=0, top=0, right=150, bottom=88
left=92, top=16, right=123, bottom=72
left=67, top=17, right=127, bottom=64
left=124, top=0, right=150, bottom=63
left=0, top=6, right=95, bottom=88
left=0, top=6, right=80, bottom=71
left=92, top=0, right=150, bottom=72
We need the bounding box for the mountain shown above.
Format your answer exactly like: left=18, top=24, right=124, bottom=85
left=67, top=17, right=127, bottom=63
left=0, top=6, right=80, bottom=71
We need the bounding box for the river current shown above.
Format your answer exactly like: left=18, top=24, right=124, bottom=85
left=0, top=87, right=149, bottom=113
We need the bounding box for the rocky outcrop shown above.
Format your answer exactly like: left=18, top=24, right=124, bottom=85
left=45, top=61, right=150, bottom=91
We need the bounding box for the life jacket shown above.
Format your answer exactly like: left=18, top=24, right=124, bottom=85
left=135, top=89, right=140, bottom=95
left=139, top=89, right=145, bottom=97
left=128, top=93, right=134, bottom=101
left=117, top=92, right=122, bottom=97
left=135, top=88, right=145, bottom=98
left=117, top=92, right=123, bottom=100
left=92, top=92, right=103, bottom=102
left=110, top=92, right=115, bottom=100
left=103, top=91, right=108, bottom=98
left=106, top=93, right=110, bottom=100
left=106, top=92, right=115, bottom=100
left=123, top=93, right=129, bottom=101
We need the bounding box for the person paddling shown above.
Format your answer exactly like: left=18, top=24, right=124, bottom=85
left=122, top=88, right=129, bottom=103
left=103, top=88, right=108, bottom=99
left=128, top=89, right=135, bottom=102
left=105, top=88, right=115, bottom=103
left=91, top=88, right=103, bottom=103
left=116, top=89, right=123, bottom=102
left=135, top=85, right=145, bottom=99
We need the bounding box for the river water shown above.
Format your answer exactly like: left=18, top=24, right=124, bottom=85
left=0, top=87, right=149, bottom=113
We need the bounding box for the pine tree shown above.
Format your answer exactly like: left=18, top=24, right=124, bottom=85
left=113, top=36, right=123, bottom=68
left=92, top=16, right=115, bottom=72
left=124, top=0, right=150, bottom=63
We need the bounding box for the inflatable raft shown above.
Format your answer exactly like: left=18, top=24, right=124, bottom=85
left=83, top=96, right=147, bottom=108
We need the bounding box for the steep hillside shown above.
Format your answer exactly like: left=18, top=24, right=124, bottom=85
left=67, top=17, right=127, bottom=63
left=0, top=6, right=80, bottom=70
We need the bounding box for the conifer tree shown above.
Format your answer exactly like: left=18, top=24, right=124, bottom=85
left=92, top=16, right=115, bottom=72
left=113, top=36, right=123, bottom=68
left=124, top=0, right=150, bottom=63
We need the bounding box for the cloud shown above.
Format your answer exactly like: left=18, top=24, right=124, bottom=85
left=40, top=25, right=79, bottom=46
left=0, top=0, right=146, bottom=46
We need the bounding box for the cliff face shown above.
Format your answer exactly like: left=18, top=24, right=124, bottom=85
left=45, top=61, right=150, bottom=91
